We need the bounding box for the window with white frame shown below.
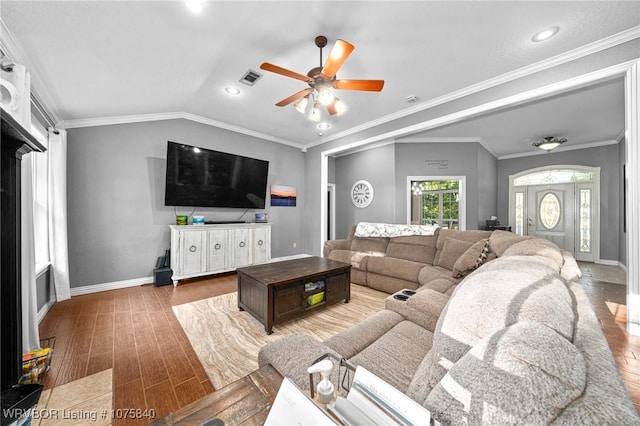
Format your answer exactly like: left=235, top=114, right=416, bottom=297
left=409, top=179, right=461, bottom=229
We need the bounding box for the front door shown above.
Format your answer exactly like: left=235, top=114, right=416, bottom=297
left=527, top=184, right=575, bottom=254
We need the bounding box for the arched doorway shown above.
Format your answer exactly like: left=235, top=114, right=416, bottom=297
left=508, top=165, right=600, bottom=262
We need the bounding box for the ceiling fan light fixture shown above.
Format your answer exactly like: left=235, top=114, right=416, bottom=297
left=532, top=136, right=567, bottom=151
left=309, top=102, right=321, bottom=122
left=333, top=98, right=348, bottom=116
left=293, top=96, right=309, bottom=114
left=318, top=87, right=335, bottom=106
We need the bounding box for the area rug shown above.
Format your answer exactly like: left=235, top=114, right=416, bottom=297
left=172, top=285, right=387, bottom=389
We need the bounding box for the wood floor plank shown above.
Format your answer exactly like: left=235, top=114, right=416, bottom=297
left=144, top=379, right=179, bottom=420
left=162, top=347, right=197, bottom=386
left=114, top=347, right=142, bottom=388
left=174, top=377, right=207, bottom=407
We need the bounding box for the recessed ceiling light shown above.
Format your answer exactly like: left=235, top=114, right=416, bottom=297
left=317, top=122, right=331, bottom=131
left=225, top=86, right=241, bottom=95
left=531, top=26, right=559, bottom=42
left=184, top=0, right=204, bottom=13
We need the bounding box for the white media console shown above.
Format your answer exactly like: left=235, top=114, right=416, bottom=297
left=169, top=223, right=271, bottom=285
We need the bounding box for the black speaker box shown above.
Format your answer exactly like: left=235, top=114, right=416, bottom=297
left=154, top=267, right=173, bottom=287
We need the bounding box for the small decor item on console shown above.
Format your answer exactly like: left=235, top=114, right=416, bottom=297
left=176, top=215, right=188, bottom=225
left=192, top=215, right=205, bottom=225
left=255, top=212, right=268, bottom=223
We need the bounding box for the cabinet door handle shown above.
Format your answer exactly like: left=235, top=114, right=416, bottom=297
left=214, top=243, right=221, bottom=250
left=239, top=241, right=246, bottom=248
left=258, top=240, right=263, bottom=246
left=189, top=245, right=197, bottom=252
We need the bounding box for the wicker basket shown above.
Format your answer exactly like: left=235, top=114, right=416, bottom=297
left=20, top=336, right=55, bottom=385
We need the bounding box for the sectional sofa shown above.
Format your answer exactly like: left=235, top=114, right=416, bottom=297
left=259, top=227, right=638, bottom=424
left=324, top=223, right=494, bottom=295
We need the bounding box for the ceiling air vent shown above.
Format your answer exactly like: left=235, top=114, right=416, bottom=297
left=240, top=69, right=262, bottom=86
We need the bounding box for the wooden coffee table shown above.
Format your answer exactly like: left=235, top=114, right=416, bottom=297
left=237, top=256, right=351, bottom=334
left=150, top=364, right=283, bottom=425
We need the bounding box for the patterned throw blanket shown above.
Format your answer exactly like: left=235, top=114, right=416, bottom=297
left=354, top=222, right=439, bottom=238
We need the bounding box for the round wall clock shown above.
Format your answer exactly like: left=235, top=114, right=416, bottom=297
left=351, top=180, right=374, bottom=208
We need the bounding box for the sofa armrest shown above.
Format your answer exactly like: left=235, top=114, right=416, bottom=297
left=560, top=249, right=582, bottom=282
left=258, top=333, right=343, bottom=391
left=323, top=238, right=350, bottom=258
left=384, top=289, right=450, bottom=332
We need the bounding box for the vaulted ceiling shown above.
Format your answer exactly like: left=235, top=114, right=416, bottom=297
left=2, top=1, right=638, bottom=156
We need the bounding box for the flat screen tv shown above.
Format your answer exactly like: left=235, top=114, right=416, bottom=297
left=164, top=141, right=269, bottom=209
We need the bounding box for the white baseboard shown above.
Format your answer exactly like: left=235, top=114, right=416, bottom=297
left=68, top=257, right=311, bottom=297
left=70, top=276, right=153, bottom=297
left=596, top=259, right=627, bottom=271
left=37, top=298, right=56, bottom=323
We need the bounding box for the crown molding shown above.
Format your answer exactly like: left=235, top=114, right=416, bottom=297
left=0, top=18, right=63, bottom=126
left=498, top=139, right=619, bottom=160
left=307, top=25, right=640, bottom=150
left=64, top=112, right=305, bottom=150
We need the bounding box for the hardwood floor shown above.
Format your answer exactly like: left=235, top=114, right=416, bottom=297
left=38, top=264, right=639, bottom=424
left=38, top=273, right=237, bottom=426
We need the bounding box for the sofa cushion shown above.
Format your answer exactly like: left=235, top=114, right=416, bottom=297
left=349, top=320, right=434, bottom=393
left=324, top=310, right=404, bottom=359
left=488, top=230, right=534, bottom=256
left=435, top=238, right=473, bottom=271
left=426, top=257, right=576, bottom=390
left=502, top=238, right=564, bottom=269
left=451, top=238, right=489, bottom=278
left=418, top=267, right=460, bottom=290
left=367, top=256, right=426, bottom=283
left=478, top=254, right=559, bottom=276
left=328, top=249, right=375, bottom=270
left=367, top=274, right=419, bottom=294
left=350, top=236, right=389, bottom=255
left=386, top=234, right=437, bottom=264
left=425, top=322, right=586, bottom=424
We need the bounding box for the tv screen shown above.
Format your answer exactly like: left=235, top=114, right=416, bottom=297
left=164, top=141, right=269, bottom=209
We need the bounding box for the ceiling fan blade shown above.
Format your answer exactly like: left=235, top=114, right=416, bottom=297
left=260, top=62, right=312, bottom=83
left=275, top=88, right=313, bottom=107
left=333, top=79, right=385, bottom=92
left=321, top=39, right=354, bottom=79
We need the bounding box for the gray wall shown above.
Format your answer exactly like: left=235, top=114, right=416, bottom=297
left=36, top=268, right=52, bottom=311
left=497, top=144, right=621, bottom=262
left=67, top=119, right=305, bottom=288
left=477, top=146, right=498, bottom=228
left=394, top=142, right=488, bottom=230
left=331, top=142, right=496, bottom=240
left=334, top=144, right=396, bottom=238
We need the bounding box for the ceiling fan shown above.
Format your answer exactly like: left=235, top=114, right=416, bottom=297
left=260, top=35, right=384, bottom=119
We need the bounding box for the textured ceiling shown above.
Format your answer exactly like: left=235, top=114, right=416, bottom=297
left=1, top=1, right=638, bottom=155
